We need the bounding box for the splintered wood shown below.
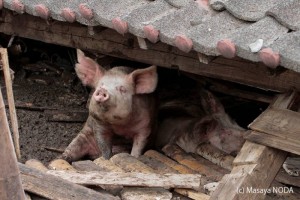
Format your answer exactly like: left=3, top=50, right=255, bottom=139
left=0, top=48, right=21, bottom=159
left=210, top=92, right=297, bottom=200
left=47, top=170, right=201, bottom=190
left=248, top=107, right=300, bottom=155
left=19, top=163, right=119, bottom=200
left=0, top=76, right=25, bottom=200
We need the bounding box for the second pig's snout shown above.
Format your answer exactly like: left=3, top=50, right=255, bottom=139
left=93, top=87, right=109, bottom=103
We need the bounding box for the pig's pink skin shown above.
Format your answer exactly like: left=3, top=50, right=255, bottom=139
left=63, top=50, right=158, bottom=160
left=60, top=126, right=100, bottom=162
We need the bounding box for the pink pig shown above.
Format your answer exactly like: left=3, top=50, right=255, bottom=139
left=61, top=50, right=158, bottom=161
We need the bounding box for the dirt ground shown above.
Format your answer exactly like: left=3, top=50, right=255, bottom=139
left=2, top=70, right=86, bottom=164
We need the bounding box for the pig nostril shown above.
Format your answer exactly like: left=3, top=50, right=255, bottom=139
left=94, top=88, right=109, bottom=102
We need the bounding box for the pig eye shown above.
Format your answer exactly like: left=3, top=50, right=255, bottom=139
left=116, top=86, right=127, bottom=94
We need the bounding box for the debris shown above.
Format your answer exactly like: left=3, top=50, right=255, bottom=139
left=19, top=163, right=119, bottom=200
left=249, top=39, right=263, bottom=53
left=0, top=48, right=21, bottom=159
left=47, top=170, right=202, bottom=190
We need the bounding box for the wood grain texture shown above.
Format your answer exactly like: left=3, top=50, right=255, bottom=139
left=0, top=83, right=25, bottom=200
left=19, top=163, right=120, bottom=200
left=210, top=93, right=294, bottom=200
left=47, top=170, right=202, bottom=190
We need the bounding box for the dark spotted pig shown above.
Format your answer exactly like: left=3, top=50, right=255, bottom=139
left=61, top=50, right=157, bottom=161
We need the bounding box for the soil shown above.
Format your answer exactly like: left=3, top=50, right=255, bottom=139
left=1, top=70, right=87, bottom=164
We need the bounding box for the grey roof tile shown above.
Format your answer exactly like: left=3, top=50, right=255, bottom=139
left=4, top=0, right=25, bottom=14
left=268, top=31, right=300, bottom=72
left=210, top=0, right=227, bottom=11
left=164, top=0, right=192, bottom=8
left=267, top=0, right=300, bottom=31
left=151, top=0, right=217, bottom=49
left=92, top=0, right=148, bottom=34
left=220, top=0, right=282, bottom=21
left=124, top=0, right=177, bottom=38
left=231, top=16, right=288, bottom=62
left=189, top=11, right=249, bottom=56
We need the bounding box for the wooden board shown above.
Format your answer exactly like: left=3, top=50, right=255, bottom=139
left=249, top=108, right=300, bottom=142
left=121, top=187, right=172, bottom=200
left=1, top=10, right=300, bottom=92
left=144, top=150, right=196, bottom=174
left=210, top=93, right=294, bottom=200
left=47, top=170, right=202, bottom=190
left=162, top=144, right=228, bottom=181
left=110, top=153, right=155, bottom=173
left=246, top=131, right=300, bottom=155
left=19, top=163, right=120, bottom=200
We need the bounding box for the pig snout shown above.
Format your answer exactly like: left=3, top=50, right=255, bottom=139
left=93, top=88, right=109, bottom=103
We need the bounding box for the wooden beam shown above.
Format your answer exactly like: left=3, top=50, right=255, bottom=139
left=144, top=150, right=196, bottom=174
left=47, top=170, right=202, bottom=190
left=1, top=10, right=300, bottom=92
left=210, top=92, right=295, bottom=200
left=1, top=48, right=21, bottom=159
left=246, top=131, right=300, bottom=155
left=110, top=153, right=155, bottom=173
left=0, top=82, right=25, bottom=200
left=162, top=144, right=228, bottom=182
left=19, top=163, right=119, bottom=200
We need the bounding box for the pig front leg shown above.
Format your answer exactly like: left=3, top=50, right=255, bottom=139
left=60, top=125, right=100, bottom=162
left=93, top=122, right=113, bottom=159
left=131, top=130, right=150, bottom=157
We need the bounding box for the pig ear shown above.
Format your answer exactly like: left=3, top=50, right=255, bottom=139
left=129, top=65, right=158, bottom=94
left=75, top=49, right=105, bottom=88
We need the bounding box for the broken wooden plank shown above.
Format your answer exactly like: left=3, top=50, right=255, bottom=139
left=275, top=169, right=300, bottom=188
left=1, top=48, right=21, bottom=160
left=0, top=85, right=25, bottom=200
left=44, top=109, right=88, bottom=123
left=48, top=159, right=76, bottom=171
left=207, top=79, right=274, bottom=103
left=94, top=157, right=125, bottom=172
left=249, top=108, right=300, bottom=142
left=175, top=188, right=210, bottom=200
left=246, top=131, right=300, bottom=155
left=2, top=10, right=300, bottom=92
left=144, top=150, right=196, bottom=174
left=210, top=92, right=294, bottom=200
left=121, top=187, right=172, bottom=200
left=195, top=143, right=234, bottom=171
left=25, top=159, right=48, bottom=172
left=47, top=170, right=201, bottom=190
left=72, top=160, right=123, bottom=195
left=110, top=153, right=155, bottom=173
left=162, top=144, right=228, bottom=181
left=73, top=160, right=104, bottom=171
left=19, top=163, right=120, bottom=200
left=137, top=155, right=179, bottom=174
